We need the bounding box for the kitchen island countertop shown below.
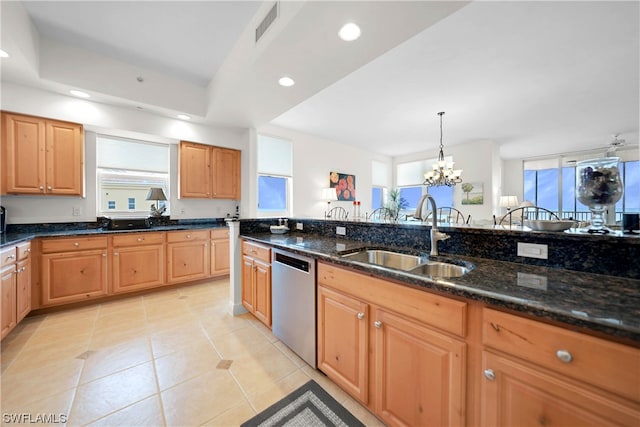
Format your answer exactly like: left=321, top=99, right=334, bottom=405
left=241, top=232, right=640, bottom=344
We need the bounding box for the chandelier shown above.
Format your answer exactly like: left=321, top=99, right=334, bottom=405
left=423, top=112, right=462, bottom=187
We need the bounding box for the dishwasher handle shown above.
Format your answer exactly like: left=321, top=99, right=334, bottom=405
left=274, top=252, right=310, bottom=273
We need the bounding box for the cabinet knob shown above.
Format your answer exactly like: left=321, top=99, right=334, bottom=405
left=374, top=320, right=382, bottom=329
left=186, top=234, right=192, bottom=239
left=7, top=254, right=15, bottom=260
left=556, top=350, right=573, bottom=363
left=39, top=186, right=44, bottom=191
left=114, top=253, right=119, bottom=256
left=357, top=312, right=365, bottom=320
left=483, top=369, right=496, bottom=381
left=74, top=242, right=80, bottom=247
left=47, top=186, right=52, bottom=190
left=137, top=237, right=144, bottom=242
left=26, top=248, right=31, bottom=253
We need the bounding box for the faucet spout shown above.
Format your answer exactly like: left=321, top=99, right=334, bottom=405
left=415, top=192, right=450, bottom=256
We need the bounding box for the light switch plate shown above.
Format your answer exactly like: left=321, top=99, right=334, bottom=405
left=296, top=222, right=303, bottom=230
left=336, top=226, right=346, bottom=236
left=517, top=242, right=548, bottom=259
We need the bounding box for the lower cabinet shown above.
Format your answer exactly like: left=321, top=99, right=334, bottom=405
left=317, top=262, right=467, bottom=427
left=480, top=308, right=640, bottom=426
left=1, top=264, right=17, bottom=339
left=16, top=258, right=31, bottom=322
left=41, top=246, right=108, bottom=306
left=112, top=232, right=165, bottom=294
left=167, top=230, right=210, bottom=283
left=241, top=240, right=271, bottom=327
left=1, top=242, right=31, bottom=340
left=210, top=228, right=230, bottom=276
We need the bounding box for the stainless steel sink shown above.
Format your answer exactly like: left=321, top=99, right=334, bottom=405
left=341, top=249, right=473, bottom=278
left=408, top=261, right=471, bottom=278
left=341, top=250, right=427, bottom=271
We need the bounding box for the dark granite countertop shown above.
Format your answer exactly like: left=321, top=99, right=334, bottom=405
left=241, top=232, right=640, bottom=343
left=0, top=222, right=228, bottom=248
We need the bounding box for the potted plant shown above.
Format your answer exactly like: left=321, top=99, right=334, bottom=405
left=385, top=188, right=408, bottom=221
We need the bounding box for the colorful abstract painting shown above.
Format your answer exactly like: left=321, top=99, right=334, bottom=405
left=329, top=172, right=356, bottom=201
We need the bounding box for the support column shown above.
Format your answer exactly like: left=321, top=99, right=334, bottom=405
left=226, top=220, right=247, bottom=316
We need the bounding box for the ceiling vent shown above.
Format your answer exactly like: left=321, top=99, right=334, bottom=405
left=255, top=2, right=278, bottom=43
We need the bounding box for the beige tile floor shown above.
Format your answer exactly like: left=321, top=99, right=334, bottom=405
left=0, top=278, right=384, bottom=426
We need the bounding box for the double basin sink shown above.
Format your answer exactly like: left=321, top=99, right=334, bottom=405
left=341, top=249, right=473, bottom=278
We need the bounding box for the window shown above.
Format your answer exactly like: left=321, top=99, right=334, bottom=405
left=371, top=187, right=384, bottom=209
left=523, top=151, right=639, bottom=221
left=96, top=136, right=170, bottom=217
left=257, top=135, right=292, bottom=217
left=396, top=159, right=455, bottom=217
left=371, top=160, right=388, bottom=210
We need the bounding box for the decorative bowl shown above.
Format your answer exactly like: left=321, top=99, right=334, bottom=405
left=524, top=219, right=575, bottom=232
left=270, top=225, right=290, bottom=234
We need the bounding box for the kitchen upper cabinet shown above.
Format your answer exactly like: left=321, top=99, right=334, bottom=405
left=212, top=147, right=240, bottom=199
left=178, top=141, right=240, bottom=200
left=2, top=112, right=83, bottom=196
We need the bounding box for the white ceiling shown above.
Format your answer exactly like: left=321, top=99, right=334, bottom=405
left=1, top=1, right=638, bottom=160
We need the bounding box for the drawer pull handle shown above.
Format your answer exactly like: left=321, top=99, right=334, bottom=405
left=484, top=369, right=496, bottom=381
left=137, top=238, right=144, bottom=242
left=556, top=350, right=573, bottom=363
left=374, top=320, right=382, bottom=329
left=39, top=186, right=44, bottom=191
left=26, top=249, right=31, bottom=253
left=186, top=234, right=192, bottom=239
left=7, top=254, right=15, bottom=259
left=74, top=242, right=80, bottom=247
left=357, top=312, right=364, bottom=320
left=47, top=186, right=52, bottom=190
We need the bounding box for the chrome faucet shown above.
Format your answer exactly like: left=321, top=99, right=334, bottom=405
left=414, top=193, right=450, bottom=256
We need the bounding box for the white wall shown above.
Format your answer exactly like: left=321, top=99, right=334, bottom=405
left=1, top=83, right=249, bottom=224
left=255, top=125, right=393, bottom=219
left=393, top=139, right=502, bottom=223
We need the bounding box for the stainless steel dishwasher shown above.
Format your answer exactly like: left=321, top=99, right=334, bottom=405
left=271, top=248, right=317, bottom=368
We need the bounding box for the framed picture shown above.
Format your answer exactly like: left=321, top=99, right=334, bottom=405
left=461, top=181, right=483, bottom=205
left=329, top=172, right=356, bottom=201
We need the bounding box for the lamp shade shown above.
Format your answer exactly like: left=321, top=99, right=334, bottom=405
left=499, top=195, right=519, bottom=208
left=146, top=187, right=167, bottom=201
left=322, top=187, right=338, bottom=201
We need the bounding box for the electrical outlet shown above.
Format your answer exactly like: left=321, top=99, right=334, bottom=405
left=336, top=226, right=346, bottom=236
left=72, top=206, right=82, bottom=216
left=517, top=272, right=548, bottom=290
left=517, top=242, right=548, bottom=259
left=296, top=222, right=303, bottom=230
left=180, top=207, right=186, bottom=214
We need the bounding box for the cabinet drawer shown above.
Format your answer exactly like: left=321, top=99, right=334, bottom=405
left=318, top=262, right=467, bottom=337
left=41, top=236, right=108, bottom=253
left=112, top=232, right=165, bottom=247
left=16, top=242, right=31, bottom=261
left=1, top=246, right=17, bottom=268
left=483, top=308, right=640, bottom=402
left=241, top=240, right=271, bottom=263
left=211, top=228, right=229, bottom=239
left=166, top=230, right=209, bottom=243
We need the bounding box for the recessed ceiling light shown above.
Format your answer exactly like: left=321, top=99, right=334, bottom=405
left=177, top=114, right=191, bottom=120
left=278, top=76, right=295, bottom=87
left=0, top=49, right=9, bottom=58
left=69, top=90, right=90, bottom=98
left=338, top=23, right=361, bottom=41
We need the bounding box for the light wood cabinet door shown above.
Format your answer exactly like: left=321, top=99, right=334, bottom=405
left=373, top=307, right=466, bottom=427
left=253, top=259, right=271, bottom=327
left=167, top=240, right=210, bottom=283
left=241, top=255, right=255, bottom=312
left=16, top=259, right=31, bottom=322
left=45, top=119, right=84, bottom=195
left=211, top=238, right=230, bottom=276
left=1, top=265, right=17, bottom=340
left=41, top=250, right=108, bottom=306
left=2, top=112, right=46, bottom=194
left=212, top=147, right=240, bottom=199
left=480, top=350, right=639, bottom=427
left=112, top=244, right=165, bottom=293
left=318, top=285, right=369, bottom=404
left=179, top=141, right=211, bottom=198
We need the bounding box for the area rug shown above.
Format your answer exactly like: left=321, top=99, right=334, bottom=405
left=241, top=380, right=365, bottom=427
